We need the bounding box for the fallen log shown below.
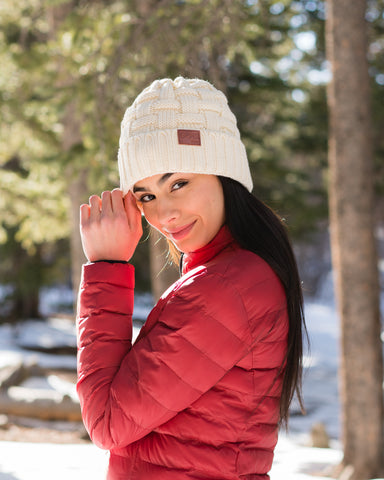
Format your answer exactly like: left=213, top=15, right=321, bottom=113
left=0, top=389, right=82, bottom=422
left=0, top=362, right=46, bottom=390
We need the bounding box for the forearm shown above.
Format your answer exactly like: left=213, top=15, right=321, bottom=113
left=76, top=261, right=135, bottom=447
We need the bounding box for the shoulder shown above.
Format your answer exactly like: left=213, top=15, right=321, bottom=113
left=165, top=245, right=286, bottom=324
left=220, top=247, right=286, bottom=306
left=222, top=249, right=287, bottom=327
left=194, top=246, right=285, bottom=304
left=157, top=252, right=251, bottom=345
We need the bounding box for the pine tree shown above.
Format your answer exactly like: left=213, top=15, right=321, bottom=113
left=326, top=0, right=384, bottom=477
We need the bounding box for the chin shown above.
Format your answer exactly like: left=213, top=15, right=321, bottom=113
left=178, top=240, right=207, bottom=254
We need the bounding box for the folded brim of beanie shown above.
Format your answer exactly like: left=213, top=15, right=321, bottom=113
left=118, top=128, right=252, bottom=193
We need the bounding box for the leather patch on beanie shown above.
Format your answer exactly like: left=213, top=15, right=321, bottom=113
left=177, top=129, right=201, bottom=146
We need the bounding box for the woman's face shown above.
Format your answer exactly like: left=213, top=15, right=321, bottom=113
left=133, top=173, right=225, bottom=253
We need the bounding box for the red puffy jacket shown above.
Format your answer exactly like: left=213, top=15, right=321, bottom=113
left=77, top=226, right=288, bottom=480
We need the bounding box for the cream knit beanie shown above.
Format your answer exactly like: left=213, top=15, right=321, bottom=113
left=118, top=77, right=253, bottom=193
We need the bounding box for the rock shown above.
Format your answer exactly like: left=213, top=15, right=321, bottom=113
left=310, top=422, right=330, bottom=448
left=0, top=414, right=9, bottom=429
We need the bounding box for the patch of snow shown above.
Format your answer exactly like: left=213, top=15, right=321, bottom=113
left=17, top=375, right=78, bottom=402
left=0, top=436, right=345, bottom=480
left=39, top=286, right=74, bottom=316
left=0, top=442, right=108, bottom=480
left=39, top=286, right=154, bottom=320
left=289, top=300, right=340, bottom=439
left=270, top=434, right=343, bottom=479
left=16, top=318, right=77, bottom=350
left=0, top=317, right=141, bottom=371
left=46, top=375, right=78, bottom=400
left=8, top=385, right=65, bottom=403
left=133, top=292, right=154, bottom=321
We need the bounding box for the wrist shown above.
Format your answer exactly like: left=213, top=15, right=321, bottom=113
left=92, top=259, right=129, bottom=264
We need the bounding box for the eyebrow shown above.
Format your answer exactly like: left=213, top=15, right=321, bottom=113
left=133, top=173, right=174, bottom=193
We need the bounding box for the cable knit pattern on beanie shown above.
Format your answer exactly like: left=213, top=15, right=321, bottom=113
left=118, top=77, right=253, bottom=193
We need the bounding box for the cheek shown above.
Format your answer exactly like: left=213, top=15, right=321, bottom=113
left=209, top=193, right=225, bottom=224
left=218, top=198, right=226, bottom=223
left=140, top=205, right=156, bottom=226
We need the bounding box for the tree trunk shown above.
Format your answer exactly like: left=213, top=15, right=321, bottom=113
left=11, top=240, right=42, bottom=321
left=67, top=168, right=88, bottom=301
left=149, top=227, right=179, bottom=302
left=62, top=103, right=88, bottom=307
left=325, top=1, right=384, bottom=478
left=47, top=2, right=87, bottom=311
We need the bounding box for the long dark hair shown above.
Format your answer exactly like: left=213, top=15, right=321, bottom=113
left=218, top=176, right=307, bottom=426
left=167, top=175, right=307, bottom=425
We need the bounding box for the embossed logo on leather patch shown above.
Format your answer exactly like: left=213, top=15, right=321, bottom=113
left=177, top=129, right=201, bottom=146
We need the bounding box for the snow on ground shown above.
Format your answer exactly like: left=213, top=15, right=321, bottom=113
left=0, top=436, right=344, bottom=480
left=0, top=320, right=77, bottom=372
left=0, top=279, right=383, bottom=479
left=0, top=441, right=109, bottom=480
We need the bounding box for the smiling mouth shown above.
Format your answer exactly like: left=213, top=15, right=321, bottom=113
left=166, top=221, right=196, bottom=241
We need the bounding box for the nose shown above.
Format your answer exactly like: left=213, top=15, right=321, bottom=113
left=156, top=196, right=179, bottom=225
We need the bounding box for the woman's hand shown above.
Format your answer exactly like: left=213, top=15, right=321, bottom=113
left=80, top=189, right=143, bottom=263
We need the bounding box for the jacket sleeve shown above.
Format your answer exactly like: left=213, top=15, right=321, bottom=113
left=77, top=264, right=266, bottom=451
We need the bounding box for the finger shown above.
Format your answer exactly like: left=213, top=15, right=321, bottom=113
left=79, top=204, right=90, bottom=225
left=111, top=188, right=124, bottom=213
left=101, top=191, right=113, bottom=215
left=132, top=194, right=144, bottom=215
left=124, top=191, right=140, bottom=212
left=124, top=192, right=140, bottom=223
left=89, top=195, right=101, bottom=221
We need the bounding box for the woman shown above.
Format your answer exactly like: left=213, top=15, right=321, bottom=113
left=77, top=77, right=306, bottom=480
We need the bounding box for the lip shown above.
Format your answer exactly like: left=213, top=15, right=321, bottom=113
left=166, top=221, right=196, bottom=241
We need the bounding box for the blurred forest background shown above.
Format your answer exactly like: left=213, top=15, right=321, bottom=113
left=0, top=0, right=383, bottom=320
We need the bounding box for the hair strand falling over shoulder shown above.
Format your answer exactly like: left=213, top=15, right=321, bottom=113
left=218, top=176, right=308, bottom=427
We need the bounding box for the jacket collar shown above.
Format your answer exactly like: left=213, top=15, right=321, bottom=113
left=181, top=224, right=235, bottom=275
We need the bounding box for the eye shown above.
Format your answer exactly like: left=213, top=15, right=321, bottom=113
left=138, top=193, right=155, bottom=203
left=171, top=180, right=188, bottom=191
